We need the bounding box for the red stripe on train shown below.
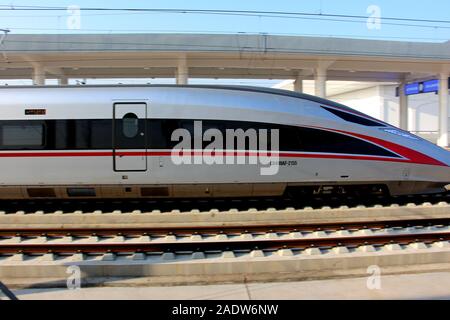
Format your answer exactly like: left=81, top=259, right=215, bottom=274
left=0, top=129, right=445, bottom=166
left=0, top=150, right=418, bottom=165
left=302, top=125, right=447, bottom=167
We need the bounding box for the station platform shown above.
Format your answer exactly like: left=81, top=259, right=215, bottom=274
left=10, top=271, right=450, bottom=300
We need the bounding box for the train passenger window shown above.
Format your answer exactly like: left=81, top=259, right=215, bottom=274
left=148, top=119, right=179, bottom=149
left=1, top=124, right=44, bottom=147
left=122, top=113, right=139, bottom=138
left=321, top=106, right=385, bottom=127
left=91, top=120, right=112, bottom=148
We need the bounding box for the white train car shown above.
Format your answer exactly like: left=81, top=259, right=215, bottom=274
left=0, top=85, right=448, bottom=199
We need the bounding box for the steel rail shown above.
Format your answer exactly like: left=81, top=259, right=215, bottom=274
left=1, top=218, right=450, bottom=237
left=1, top=231, right=450, bottom=254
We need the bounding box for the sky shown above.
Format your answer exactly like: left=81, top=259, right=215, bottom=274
left=0, top=0, right=449, bottom=42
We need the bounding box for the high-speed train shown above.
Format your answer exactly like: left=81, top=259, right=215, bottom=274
left=0, top=84, right=448, bottom=200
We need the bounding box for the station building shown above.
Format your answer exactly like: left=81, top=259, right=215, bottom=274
left=276, top=79, right=449, bottom=144
left=0, top=33, right=448, bottom=146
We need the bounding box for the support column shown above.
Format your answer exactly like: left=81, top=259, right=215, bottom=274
left=399, top=81, right=408, bottom=131
left=314, top=66, right=326, bottom=98
left=176, top=55, right=188, bottom=85
left=58, top=76, right=68, bottom=86
left=437, top=73, right=449, bottom=147
left=293, top=74, right=303, bottom=93
left=32, top=65, right=45, bottom=85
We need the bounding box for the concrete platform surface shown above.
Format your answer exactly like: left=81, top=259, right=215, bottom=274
left=8, top=271, right=450, bottom=300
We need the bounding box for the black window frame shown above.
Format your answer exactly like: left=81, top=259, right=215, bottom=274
left=321, top=106, right=386, bottom=127
left=0, top=118, right=400, bottom=159
left=0, top=120, right=46, bottom=150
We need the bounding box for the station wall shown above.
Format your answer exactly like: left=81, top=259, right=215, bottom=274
left=330, top=85, right=450, bottom=144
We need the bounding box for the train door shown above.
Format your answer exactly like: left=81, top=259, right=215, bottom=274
left=113, top=102, right=147, bottom=171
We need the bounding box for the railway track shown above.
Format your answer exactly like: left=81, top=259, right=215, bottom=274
left=0, top=191, right=448, bottom=214
left=0, top=196, right=448, bottom=259
left=1, top=218, right=450, bottom=255
left=2, top=208, right=450, bottom=286
left=2, top=217, right=450, bottom=237
left=0, top=232, right=449, bottom=255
